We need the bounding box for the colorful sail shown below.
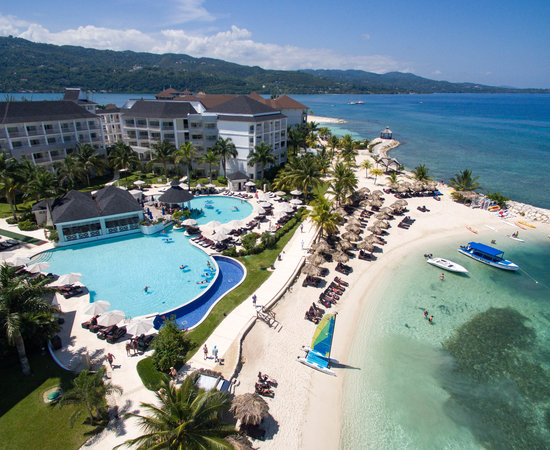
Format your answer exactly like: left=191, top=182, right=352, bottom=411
left=311, top=314, right=336, bottom=358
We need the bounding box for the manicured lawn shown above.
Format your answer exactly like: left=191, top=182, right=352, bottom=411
left=0, top=354, right=98, bottom=449
left=185, top=215, right=303, bottom=359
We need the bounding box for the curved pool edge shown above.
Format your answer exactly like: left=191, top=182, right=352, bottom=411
left=153, top=255, right=247, bottom=331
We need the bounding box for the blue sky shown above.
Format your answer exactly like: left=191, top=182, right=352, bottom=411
left=1, top=0, right=549, bottom=88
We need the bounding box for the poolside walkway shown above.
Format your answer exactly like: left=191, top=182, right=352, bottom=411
left=184, top=216, right=318, bottom=376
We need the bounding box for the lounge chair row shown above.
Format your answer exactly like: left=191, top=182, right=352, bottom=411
left=303, top=275, right=322, bottom=288
left=398, top=216, right=416, bottom=229
left=305, top=303, right=325, bottom=323
left=335, top=262, right=352, bottom=275
left=56, top=284, right=84, bottom=298
left=0, top=239, right=20, bottom=250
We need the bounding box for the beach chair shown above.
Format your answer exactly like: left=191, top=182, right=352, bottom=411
left=107, top=326, right=127, bottom=343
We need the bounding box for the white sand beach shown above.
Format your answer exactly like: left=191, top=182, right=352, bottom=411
left=308, top=115, right=347, bottom=124
left=233, top=149, right=550, bottom=449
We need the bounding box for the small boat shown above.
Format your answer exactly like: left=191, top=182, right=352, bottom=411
left=348, top=100, right=364, bottom=105
left=518, top=220, right=536, bottom=228
left=506, top=235, right=525, bottom=242
left=485, top=225, right=498, bottom=232
left=297, top=314, right=338, bottom=376
left=427, top=257, right=468, bottom=273
left=458, top=242, right=519, bottom=271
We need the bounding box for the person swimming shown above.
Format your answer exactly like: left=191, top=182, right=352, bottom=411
left=143, top=286, right=150, bottom=292
left=180, top=265, right=188, bottom=270
left=197, top=279, right=209, bottom=284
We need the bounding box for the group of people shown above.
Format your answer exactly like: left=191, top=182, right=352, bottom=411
left=203, top=344, right=220, bottom=362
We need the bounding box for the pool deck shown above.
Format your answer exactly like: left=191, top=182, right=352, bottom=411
left=0, top=191, right=316, bottom=448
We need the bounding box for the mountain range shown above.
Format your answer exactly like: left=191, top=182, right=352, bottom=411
left=1, top=36, right=548, bottom=95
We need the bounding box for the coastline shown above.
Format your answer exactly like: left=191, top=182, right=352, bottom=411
left=235, top=135, right=550, bottom=448
left=308, top=114, right=347, bottom=124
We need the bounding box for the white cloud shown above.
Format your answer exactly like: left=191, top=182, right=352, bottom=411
left=172, top=0, right=215, bottom=23
left=361, top=33, right=371, bottom=40
left=1, top=13, right=403, bottom=73
left=433, top=69, right=442, bottom=75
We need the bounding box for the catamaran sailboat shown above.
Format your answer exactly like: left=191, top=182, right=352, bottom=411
left=458, top=242, right=519, bottom=271
left=297, top=313, right=338, bottom=376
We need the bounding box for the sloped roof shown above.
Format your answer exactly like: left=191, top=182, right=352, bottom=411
left=173, top=94, right=239, bottom=109
left=227, top=171, right=248, bottom=181
left=208, top=96, right=279, bottom=115
left=158, top=186, right=195, bottom=204
left=122, top=100, right=197, bottom=118
left=50, top=187, right=141, bottom=224
left=94, top=186, right=142, bottom=216
left=156, top=88, right=182, bottom=98
left=96, top=104, right=120, bottom=114
left=0, top=101, right=97, bottom=125
left=247, top=93, right=307, bottom=110
left=63, top=88, right=81, bottom=101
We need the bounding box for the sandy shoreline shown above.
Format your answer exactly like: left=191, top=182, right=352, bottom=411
left=308, top=114, right=347, bottom=124
left=235, top=145, right=550, bottom=448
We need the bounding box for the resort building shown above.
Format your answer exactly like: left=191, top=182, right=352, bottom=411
left=63, top=88, right=98, bottom=113
left=96, top=105, right=124, bottom=146
left=380, top=126, right=393, bottom=139
left=0, top=101, right=105, bottom=168
left=33, top=186, right=144, bottom=246
left=205, top=95, right=288, bottom=179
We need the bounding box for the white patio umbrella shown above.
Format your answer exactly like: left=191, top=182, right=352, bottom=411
left=225, top=219, right=243, bottom=230
left=181, top=218, right=197, bottom=226
left=290, top=189, right=302, bottom=196
left=51, top=272, right=83, bottom=286
left=257, top=193, right=271, bottom=202
left=126, top=318, right=155, bottom=336
left=245, top=181, right=256, bottom=187
left=274, top=191, right=286, bottom=196
left=258, top=201, right=272, bottom=208
left=206, top=183, right=216, bottom=188
left=212, top=230, right=231, bottom=242
left=290, top=199, right=303, bottom=205
left=27, top=262, right=51, bottom=273
left=196, top=183, right=204, bottom=188
left=82, top=300, right=111, bottom=316
left=201, top=220, right=222, bottom=233
left=7, top=256, right=31, bottom=266
left=256, top=206, right=266, bottom=215
left=134, top=180, right=145, bottom=186
left=97, top=310, right=125, bottom=327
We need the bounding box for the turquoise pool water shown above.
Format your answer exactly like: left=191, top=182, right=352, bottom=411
left=187, top=195, right=253, bottom=225
left=35, top=196, right=253, bottom=318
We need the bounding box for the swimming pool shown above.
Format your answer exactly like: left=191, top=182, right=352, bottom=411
left=187, top=195, right=253, bottom=225
left=34, top=196, right=253, bottom=318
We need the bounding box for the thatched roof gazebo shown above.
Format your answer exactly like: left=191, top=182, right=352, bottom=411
left=158, top=185, right=194, bottom=207
left=230, top=393, right=269, bottom=426
left=333, top=251, right=350, bottom=263
left=302, top=263, right=322, bottom=277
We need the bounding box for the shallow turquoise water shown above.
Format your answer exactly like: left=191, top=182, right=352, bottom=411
left=341, top=231, right=550, bottom=448
left=187, top=195, right=253, bottom=225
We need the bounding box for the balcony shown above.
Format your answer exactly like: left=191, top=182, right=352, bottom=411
left=8, top=130, right=26, bottom=138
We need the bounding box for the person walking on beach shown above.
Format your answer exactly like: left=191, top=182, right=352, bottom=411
left=212, top=345, right=219, bottom=363
left=429, top=315, right=434, bottom=324
left=252, top=294, right=257, bottom=307
left=203, top=344, right=208, bottom=360
left=106, top=353, right=115, bottom=369
left=440, top=273, right=445, bottom=281
left=300, top=224, right=304, bottom=233
left=424, top=310, right=429, bottom=319
left=170, top=367, right=177, bottom=380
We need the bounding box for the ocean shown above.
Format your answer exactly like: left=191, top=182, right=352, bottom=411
left=3, top=92, right=549, bottom=208
left=340, top=230, right=550, bottom=449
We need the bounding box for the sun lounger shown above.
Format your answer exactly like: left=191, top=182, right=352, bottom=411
left=107, top=326, right=127, bottom=343
left=334, top=277, right=349, bottom=287
left=81, top=315, right=100, bottom=329
left=97, top=324, right=118, bottom=339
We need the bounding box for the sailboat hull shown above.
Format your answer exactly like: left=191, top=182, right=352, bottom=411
left=297, top=356, right=336, bottom=376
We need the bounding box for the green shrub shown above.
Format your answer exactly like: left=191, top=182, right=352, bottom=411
left=260, top=231, right=276, bottom=249
left=18, top=219, right=38, bottom=231
left=217, top=176, right=227, bottom=185
left=241, top=232, right=259, bottom=252
left=172, top=210, right=183, bottom=220
left=222, top=246, right=238, bottom=257
left=238, top=248, right=248, bottom=257
left=485, top=191, right=510, bottom=209
left=6, top=217, right=17, bottom=224
left=47, top=229, right=59, bottom=242
left=197, top=178, right=210, bottom=185
left=137, top=357, right=167, bottom=391
left=151, top=319, right=190, bottom=372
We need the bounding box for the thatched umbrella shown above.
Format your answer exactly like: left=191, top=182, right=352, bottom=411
left=397, top=184, right=410, bottom=193
left=307, top=253, right=327, bottom=266
left=357, top=240, right=375, bottom=252
left=302, top=263, right=322, bottom=277
left=335, top=207, right=347, bottom=217
left=369, top=198, right=383, bottom=208
left=311, top=240, right=331, bottom=253
left=455, top=190, right=479, bottom=201
left=395, top=199, right=408, bottom=206
left=359, top=199, right=371, bottom=208
left=372, top=190, right=384, bottom=197
left=412, top=181, right=424, bottom=192
left=345, top=224, right=363, bottom=234
left=347, top=217, right=363, bottom=226
left=230, top=393, right=269, bottom=426
left=366, top=234, right=385, bottom=244
left=373, top=220, right=389, bottom=229
left=339, top=240, right=355, bottom=250
left=367, top=225, right=383, bottom=235
left=424, top=180, right=438, bottom=191
left=341, top=231, right=360, bottom=242
left=375, top=212, right=391, bottom=220
left=333, top=251, right=350, bottom=263
left=225, top=435, right=254, bottom=450
left=358, top=187, right=371, bottom=195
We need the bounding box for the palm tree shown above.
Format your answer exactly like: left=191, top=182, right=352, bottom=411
left=0, top=263, right=57, bottom=375
left=286, top=125, right=307, bottom=157
left=306, top=133, right=318, bottom=150
left=449, top=169, right=482, bottom=191
left=386, top=171, right=399, bottom=185
left=283, top=154, right=322, bottom=200
left=329, top=160, right=358, bottom=206
left=213, top=137, right=237, bottom=178
left=117, top=374, right=233, bottom=449
left=152, top=140, right=176, bottom=180
left=174, top=142, right=198, bottom=189
left=315, top=147, right=332, bottom=176
left=0, top=151, right=22, bottom=220
left=339, top=134, right=354, bottom=151
left=318, top=127, right=331, bottom=140
left=248, top=142, right=275, bottom=180
left=60, top=366, right=122, bottom=426
left=73, top=143, right=106, bottom=186
left=370, top=168, right=384, bottom=185
left=55, top=155, right=85, bottom=191
left=25, top=167, right=58, bottom=226
left=107, top=142, right=140, bottom=178
left=360, top=159, right=373, bottom=178
left=327, top=135, right=340, bottom=152
left=306, top=195, right=343, bottom=240
left=412, top=164, right=431, bottom=182
left=201, top=149, right=219, bottom=184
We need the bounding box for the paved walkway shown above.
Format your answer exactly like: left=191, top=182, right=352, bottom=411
left=185, top=217, right=317, bottom=374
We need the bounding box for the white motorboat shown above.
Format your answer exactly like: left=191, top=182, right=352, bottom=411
left=458, top=242, right=519, bottom=271
left=427, top=257, right=468, bottom=273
